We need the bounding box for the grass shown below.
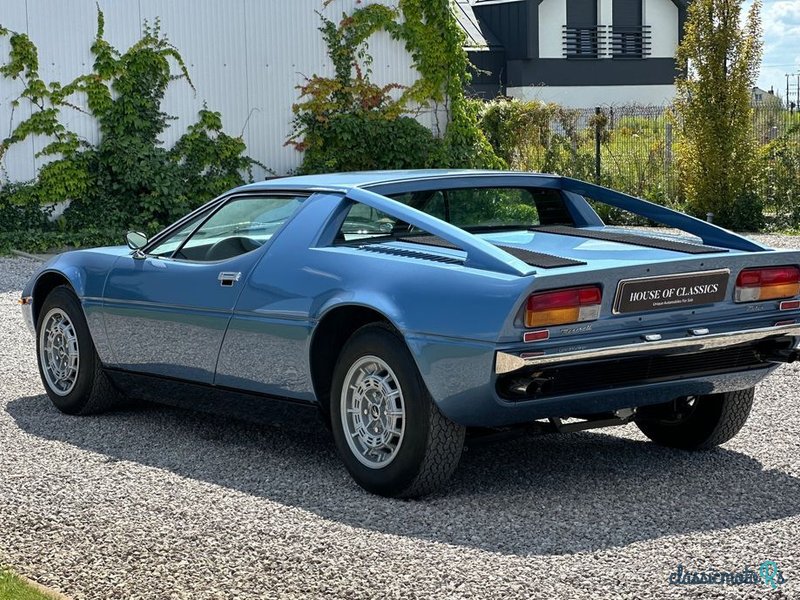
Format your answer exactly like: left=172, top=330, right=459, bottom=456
left=0, top=568, right=60, bottom=600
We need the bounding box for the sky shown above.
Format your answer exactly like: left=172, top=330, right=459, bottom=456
left=748, top=0, right=800, bottom=99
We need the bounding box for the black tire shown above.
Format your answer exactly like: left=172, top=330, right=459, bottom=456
left=634, top=388, right=755, bottom=450
left=36, top=286, right=123, bottom=415
left=330, top=324, right=465, bottom=498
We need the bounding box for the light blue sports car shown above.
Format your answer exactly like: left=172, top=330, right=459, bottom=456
left=21, top=170, right=800, bottom=497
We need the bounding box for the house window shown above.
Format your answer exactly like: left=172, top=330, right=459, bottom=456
left=564, top=0, right=600, bottom=58
left=611, top=0, right=651, bottom=58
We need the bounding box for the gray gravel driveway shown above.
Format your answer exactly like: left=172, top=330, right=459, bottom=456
left=1, top=237, right=800, bottom=599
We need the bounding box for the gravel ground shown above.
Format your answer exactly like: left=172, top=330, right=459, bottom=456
left=1, top=236, right=800, bottom=600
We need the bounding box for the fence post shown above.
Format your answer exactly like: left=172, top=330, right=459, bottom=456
left=664, top=122, right=673, bottom=167
left=594, top=106, right=601, bottom=184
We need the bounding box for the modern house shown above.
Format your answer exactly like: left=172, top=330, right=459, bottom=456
left=457, top=0, right=688, bottom=107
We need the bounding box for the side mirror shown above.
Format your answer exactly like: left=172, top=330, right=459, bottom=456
left=125, top=231, right=148, bottom=250
left=125, top=231, right=148, bottom=259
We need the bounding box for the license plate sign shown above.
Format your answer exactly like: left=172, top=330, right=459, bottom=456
left=613, top=270, right=729, bottom=314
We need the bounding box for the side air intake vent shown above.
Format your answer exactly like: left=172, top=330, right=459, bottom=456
left=358, top=245, right=463, bottom=265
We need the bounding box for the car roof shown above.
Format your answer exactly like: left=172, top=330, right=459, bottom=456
left=236, top=169, right=554, bottom=193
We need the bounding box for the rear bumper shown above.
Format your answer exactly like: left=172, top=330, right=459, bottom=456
left=409, top=323, right=796, bottom=428
left=496, top=323, right=800, bottom=374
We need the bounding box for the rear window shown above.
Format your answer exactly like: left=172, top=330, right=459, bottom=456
left=339, top=187, right=572, bottom=242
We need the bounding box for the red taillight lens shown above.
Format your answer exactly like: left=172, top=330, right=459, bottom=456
left=735, top=266, right=800, bottom=302
left=525, top=285, right=602, bottom=327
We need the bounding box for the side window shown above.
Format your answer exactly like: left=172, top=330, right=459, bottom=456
left=148, top=212, right=209, bottom=258
left=153, top=195, right=305, bottom=262
left=340, top=203, right=397, bottom=241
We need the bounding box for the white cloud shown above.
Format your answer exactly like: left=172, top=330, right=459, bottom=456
left=746, top=0, right=800, bottom=97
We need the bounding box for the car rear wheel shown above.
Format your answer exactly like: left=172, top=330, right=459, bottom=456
left=634, top=388, right=755, bottom=450
left=330, top=324, right=465, bottom=498
left=36, top=286, right=123, bottom=415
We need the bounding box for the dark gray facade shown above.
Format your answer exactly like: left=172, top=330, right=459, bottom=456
left=457, top=0, right=688, bottom=97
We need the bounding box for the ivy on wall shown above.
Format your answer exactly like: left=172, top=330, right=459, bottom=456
left=291, top=0, right=502, bottom=173
left=0, top=9, right=263, bottom=246
left=397, top=0, right=501, bottom=167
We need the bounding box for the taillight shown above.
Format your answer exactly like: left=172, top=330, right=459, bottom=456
left=735, top=266, right=800, bottom=302
left=525, top=286, right=602, bottom=328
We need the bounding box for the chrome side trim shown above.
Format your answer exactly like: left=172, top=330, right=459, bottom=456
left=495, top=323, right=800, bottom=374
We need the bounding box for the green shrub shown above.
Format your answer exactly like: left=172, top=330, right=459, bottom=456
left=478, top=98, right=592, bottom=178
left=0, top=183, right=50, bottom=232
left=298, top=112, right=439, bottom=173
left=759, top=125, right=800, bottom=229
left=0, top=228, right=125, bottom=255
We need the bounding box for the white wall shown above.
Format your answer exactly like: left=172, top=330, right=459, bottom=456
left=508, top=84, right=676, bottom=107
left=0, top=0, right=430, bottom=182
left=645, top=0, right=679, bottom=58
left=598, top=0, right=612, bottom=57
left=538, top=0, right=566, bottom=58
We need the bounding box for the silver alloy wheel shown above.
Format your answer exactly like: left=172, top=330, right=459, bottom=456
left=39, top=308, right=80, bottom=396
left=340, top=355, right=406, bottom=469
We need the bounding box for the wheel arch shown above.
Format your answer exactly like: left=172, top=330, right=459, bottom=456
left=309, top=303, right=405, bottom=416
left=31, top=270, right=77, bottom=326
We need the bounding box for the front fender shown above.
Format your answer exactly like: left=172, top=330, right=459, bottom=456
left=24, top=246, right=129, bottom=363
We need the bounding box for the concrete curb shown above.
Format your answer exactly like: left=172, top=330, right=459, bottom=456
left=16, top=572, right=73, bottom=600
left=10, top=249, right=52, bottom=261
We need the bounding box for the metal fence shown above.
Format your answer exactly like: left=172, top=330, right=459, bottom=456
left=565, top=104, right=800, bottom=226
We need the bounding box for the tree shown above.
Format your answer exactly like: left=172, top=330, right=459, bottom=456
left=674, top=0, right=763, bottom=230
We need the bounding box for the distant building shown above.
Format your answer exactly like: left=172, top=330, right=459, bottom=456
left=751, top=86, right=781, bottom=107
left=456, top=0, right=687, bottom=107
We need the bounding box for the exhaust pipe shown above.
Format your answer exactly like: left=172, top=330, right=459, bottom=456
left=764, top=348, right=800, bottom=364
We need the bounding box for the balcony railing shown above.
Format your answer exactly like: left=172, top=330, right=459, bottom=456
left=562, top=26, right=604, bottom=59
left=609, top=26, right=652, bottom=58
left=562, top=25, right=652, bottom=59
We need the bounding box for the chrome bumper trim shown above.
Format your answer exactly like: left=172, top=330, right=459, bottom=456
left=495, top=323, right=800, bottom=374
left=19, top=296, right=35, bottom=335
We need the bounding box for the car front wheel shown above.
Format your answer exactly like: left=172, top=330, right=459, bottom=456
left=634, top=388, right=755, bottom=450
left=36, top=286, right=122, bottom=415
left=330, top=324, right=465, bottom=498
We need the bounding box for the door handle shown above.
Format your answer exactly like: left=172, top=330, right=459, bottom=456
left=218, top=271, right=242, bottom=287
